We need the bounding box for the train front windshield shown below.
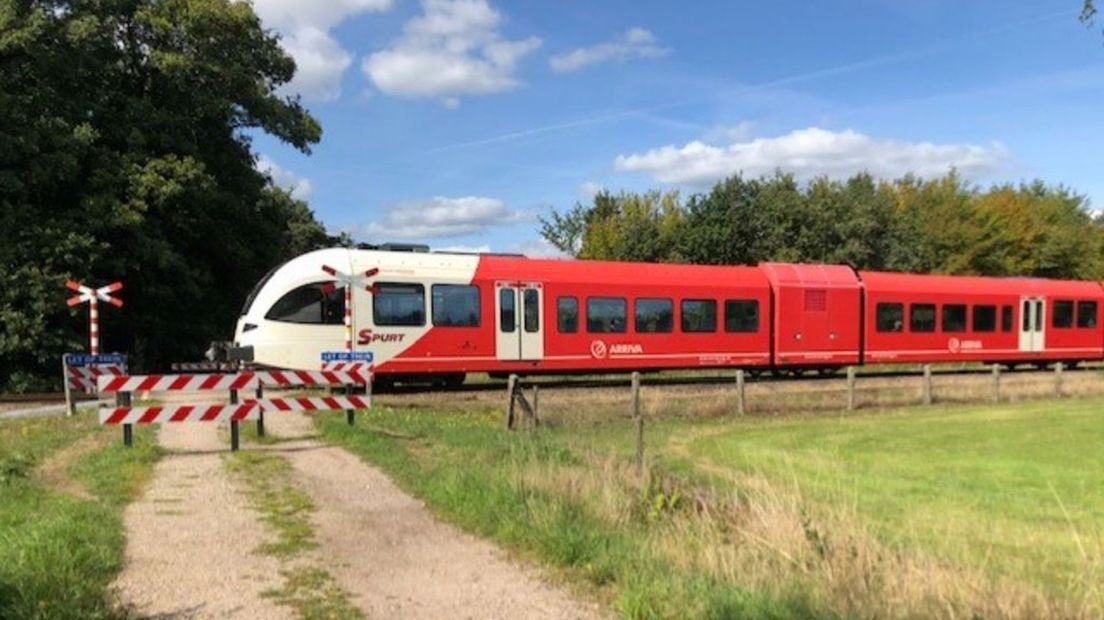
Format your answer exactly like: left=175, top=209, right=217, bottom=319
left=241, top=262, right=283, bottom=316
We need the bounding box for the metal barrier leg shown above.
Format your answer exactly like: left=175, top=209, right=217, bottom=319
left=118, top=391, right=132, bottom=447
left=345, top=385, right=355, bottom=426
left=255, top=385, right=265, bottom=437
left=227, top=388, right=241, bottom=451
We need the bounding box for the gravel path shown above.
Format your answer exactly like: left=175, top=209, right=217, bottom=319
left=262, top=411, right=604, bottom=620
left=110, top=424, right=291, bottom=619
left=112, top=414, right=602, bottom=619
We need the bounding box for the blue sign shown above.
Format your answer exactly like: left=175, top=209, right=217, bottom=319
left=64, top=353, right=126, bottom=367
left=321, top=351, right=373, bottom=362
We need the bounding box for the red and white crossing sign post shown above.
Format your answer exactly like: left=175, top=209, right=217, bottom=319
left=320, top=265, right=378, bottom=351
left=320, top=264, right=377, bottom=426
left=66, top=280, right=123, bottom=355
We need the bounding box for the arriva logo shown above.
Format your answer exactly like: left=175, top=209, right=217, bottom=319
left=357, top=329, right=406, bottom=345
left=590, top=340, right=608, bottom=358
left=610, top=344, right=644, bottom=355
left=947, top=338, right=982, bottom=354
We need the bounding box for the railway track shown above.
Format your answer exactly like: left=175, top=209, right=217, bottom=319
left=380, top=362, right=1104, bottom=395
left=0, top=392, right=75, bottom=404
left=4, top=363, right=1099, bottom=402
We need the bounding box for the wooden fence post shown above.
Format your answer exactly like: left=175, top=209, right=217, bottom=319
left=922, top=365, right=933, bottom=406
left=991, top=364, right=1001, bottom=403
left=846, top=366, right=857, bottom=411
left=1055, top=362, right=1064, bottom=399
left=735, top=369, right=746, bottom=415
left=505, top=374, right=518, bottom=429
left=532, top=385, right=539, bottom=424
left=632, top=372, right=643, bottom=473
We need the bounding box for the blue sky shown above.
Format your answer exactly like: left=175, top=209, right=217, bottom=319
left=249, top=0, right=1104, bottom=255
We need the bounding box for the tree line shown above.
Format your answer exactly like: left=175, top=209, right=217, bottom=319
left=540, top=171, right=1102, bottom=280
left=0, top=0, right=339, bottom=391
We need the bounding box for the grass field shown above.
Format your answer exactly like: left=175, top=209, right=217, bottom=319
left=0, top=414, right=159, bottom=619
left=318, top=390, right=1104, bottom=619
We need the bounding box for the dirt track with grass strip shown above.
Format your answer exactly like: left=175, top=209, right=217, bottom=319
left=110, top=424, right=290, bottom=618
left=111, top=414, right=602, bottom=619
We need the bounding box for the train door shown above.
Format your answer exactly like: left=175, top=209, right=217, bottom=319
left=1019, top=297, right=1045, bottom=352
left=495, top=282, right=544, bottom=361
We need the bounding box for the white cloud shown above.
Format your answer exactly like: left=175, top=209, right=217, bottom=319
left=256, top=155, right=313, bottom=199
left=615, top=127, right=1009, bottom=185
left=253, top=0, right=393, bottom=101
left=362, top=0, right=541, bottom=105
left=549, top=27, right=670, bottom=73
left=364, top=196, right=522, bottom=239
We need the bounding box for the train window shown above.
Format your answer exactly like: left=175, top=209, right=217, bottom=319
left=265, top=282, right=344, bottom=325
left=373, top=283, right=425, bottom=327
left=557, top=297, right=578, bottom=333
left=431, top=284, right=480, bottom=327
left=523, top=289, right=539, bottom=333
left=681, top=299, right=717, bottom=333
left=499, top=289, right=515, bottom=333
left=1022, top=300, right=1031, bottom=332
left=1001, top=305, right=1013, bottom=332
left=941, top=304, right=966, bottom=332
left=635, top=299, right=673, bottom=333
left=910, top=304, right=936, bottom=333
left=1053, top=300, right=1074, bottom=328
left=587, top=298, right=627, bottom=333
left=972, top=305, right=996, bottom=332
left=875, top=303, right=904, bottom=333
left=725, top=300, right=759, bottom=333
left=1077, top=301, right=1098, bottom=328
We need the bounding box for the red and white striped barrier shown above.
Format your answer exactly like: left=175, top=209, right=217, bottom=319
left=101, top=364, right=372, bottom=451
left=97, top=369, right=371, bottom=393
left=253, top=369, right=371, bottom=387
left=66, top=364, right=125, bottom=393
left=100, top=402, right=260, bottom=425
left=98, top=373, right=259, bottom=393
left=254, top=395, right=371, bottom=412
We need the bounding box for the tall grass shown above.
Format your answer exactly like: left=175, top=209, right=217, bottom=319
left=0, top=416, right=158, bottom=619
left=319, top=396, right=1102, bottom=619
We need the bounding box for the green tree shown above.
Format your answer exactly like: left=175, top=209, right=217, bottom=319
left=539, top=170, right=1104, bottom=283
left=0, top=0, right=329, bottom=390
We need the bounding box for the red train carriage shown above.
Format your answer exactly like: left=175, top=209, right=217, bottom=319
left=232, top=247, right=1104, bottom=382
left=860, top=271, right=1104, bottom=366
left=761, top=262, right=862, bottom=370
left=391, top=255, right=773, bottom=376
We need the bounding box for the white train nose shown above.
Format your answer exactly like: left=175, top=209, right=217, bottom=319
left=234, top=317, right=259, bottom=345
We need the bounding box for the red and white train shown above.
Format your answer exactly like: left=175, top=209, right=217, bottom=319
left=231, top=246, right=1104, bottom=386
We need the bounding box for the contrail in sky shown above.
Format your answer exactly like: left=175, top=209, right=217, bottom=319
left=426, top=9, right=1075, bottom=153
